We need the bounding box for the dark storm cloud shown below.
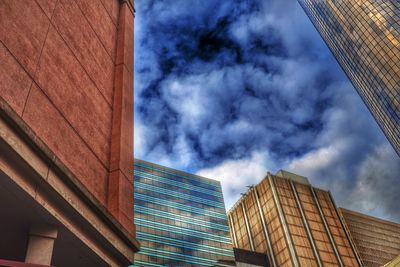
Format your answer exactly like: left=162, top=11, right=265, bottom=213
left=135, top=0, right=400, bottom=221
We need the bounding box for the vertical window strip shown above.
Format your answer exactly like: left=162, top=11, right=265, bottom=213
left=268, top=174, right=299, bottom=267
left=290, top=181, right=323, bottom=267
left=310, top=187, right=344, bottom=267
left=253, top=187, right=277, bottom=267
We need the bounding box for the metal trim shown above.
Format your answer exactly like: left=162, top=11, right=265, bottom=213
left=328, top=192, right=364, bottom=267
left=289, top=181, right=322, bottom=267
left=253, top=187, right=277, bottom=267
left=310, top=187, right=344, bottom=267
left=268, top=174, right=299, bottom=267
left=241, top=202, right=255, bottom=251
left=228, top=214, right=238, bottom=248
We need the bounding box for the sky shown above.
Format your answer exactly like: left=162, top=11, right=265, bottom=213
left=134, top=0, right=400, bottom=222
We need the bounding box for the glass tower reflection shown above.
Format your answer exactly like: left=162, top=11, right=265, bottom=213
left=133, top=159, right=234, bottom=267
left=298, top=0, right=400, bottom=156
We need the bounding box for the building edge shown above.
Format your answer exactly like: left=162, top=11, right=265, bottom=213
left=1, top=0, right=139, bottom=264
left=0, top=89, right=138, bottom=265
left=296, top=0, right=400, bottom=157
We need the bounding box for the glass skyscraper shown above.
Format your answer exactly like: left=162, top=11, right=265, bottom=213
left=298, top=0, right=400, bottom=156
left=133, top=159, right=235, bottom=267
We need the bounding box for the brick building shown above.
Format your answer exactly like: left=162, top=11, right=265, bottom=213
left=0, top=0, right=139, bottom=266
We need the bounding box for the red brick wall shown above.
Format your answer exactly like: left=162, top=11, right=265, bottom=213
left=0, top=0, right=134, bottom=236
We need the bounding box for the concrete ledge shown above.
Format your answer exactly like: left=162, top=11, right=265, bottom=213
left=120, top=0, right=135, bottom=15
left=0, top=259, right=54, bottom=267
left=0, top=98, right=139, bottom=265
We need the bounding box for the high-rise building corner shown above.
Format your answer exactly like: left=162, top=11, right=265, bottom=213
left=298, top=0, right=400, bottom=156
left=228, top=170, right=363, bottom=267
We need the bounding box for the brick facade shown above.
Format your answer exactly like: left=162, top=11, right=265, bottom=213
left=1, top=0, right=135, bottom=238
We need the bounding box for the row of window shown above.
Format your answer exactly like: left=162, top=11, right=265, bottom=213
left=134, top=162, right=222, bottom=191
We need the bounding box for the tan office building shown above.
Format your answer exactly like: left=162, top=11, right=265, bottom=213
left=339, top=208, right=400, bottom=267
left=228, top=171, right=362, bottom=267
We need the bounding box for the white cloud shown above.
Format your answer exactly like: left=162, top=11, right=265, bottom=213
left=346, top=144, right=400, bottom=221
left=134, top=117, right=145, bottom=158
left=134, top=0, right=400, bottom=222
left=288, top=145, right=341, bottom=176
left=197, top=151, right=276, bottom=210
left=161, top=78, right=208, bottom=129
left=283, top=81, right=400, bottom=221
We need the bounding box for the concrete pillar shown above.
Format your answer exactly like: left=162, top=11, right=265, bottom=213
left=25, top=224, right=58, bottom=266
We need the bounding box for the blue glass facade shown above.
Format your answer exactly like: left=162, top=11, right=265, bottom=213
left=133, top=159, right=235, bottom=267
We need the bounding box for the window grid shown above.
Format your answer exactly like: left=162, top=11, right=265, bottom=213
left=316, top=190, right=359, bottom=267
left=232, top=207, right=252, bottom=251
left=275, top=178, right=318, bottom=267
left=229, top=174, right=362, bottom=267
left=295, top=183, right=339, bottom=266
left=134, top=160, right=234, bottom=266
left=340, top=208, right=400, bottom=267
left=258, top=178, right=292, bottom=266
left=299, top=0, right=400, bottom=155
left=244, top=191, right=268, bottom=253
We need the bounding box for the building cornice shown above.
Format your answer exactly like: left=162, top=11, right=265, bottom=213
left=0, top=97, right=140, bottom=256
left=120, top=0, right=135, bottom=16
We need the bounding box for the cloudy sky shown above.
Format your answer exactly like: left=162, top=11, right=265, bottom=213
left=134, top=0, right=400, bottom=222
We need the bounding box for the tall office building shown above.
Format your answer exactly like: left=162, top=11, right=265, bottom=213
left=0, top=0, right=138, bottom=266
left=339, top=208, right=400, bottom=267
left=298, top=0, right=400, bottom=156
left=228, top=170, right=362, bottom=267
left=134, top=159, right=235, bottom=266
